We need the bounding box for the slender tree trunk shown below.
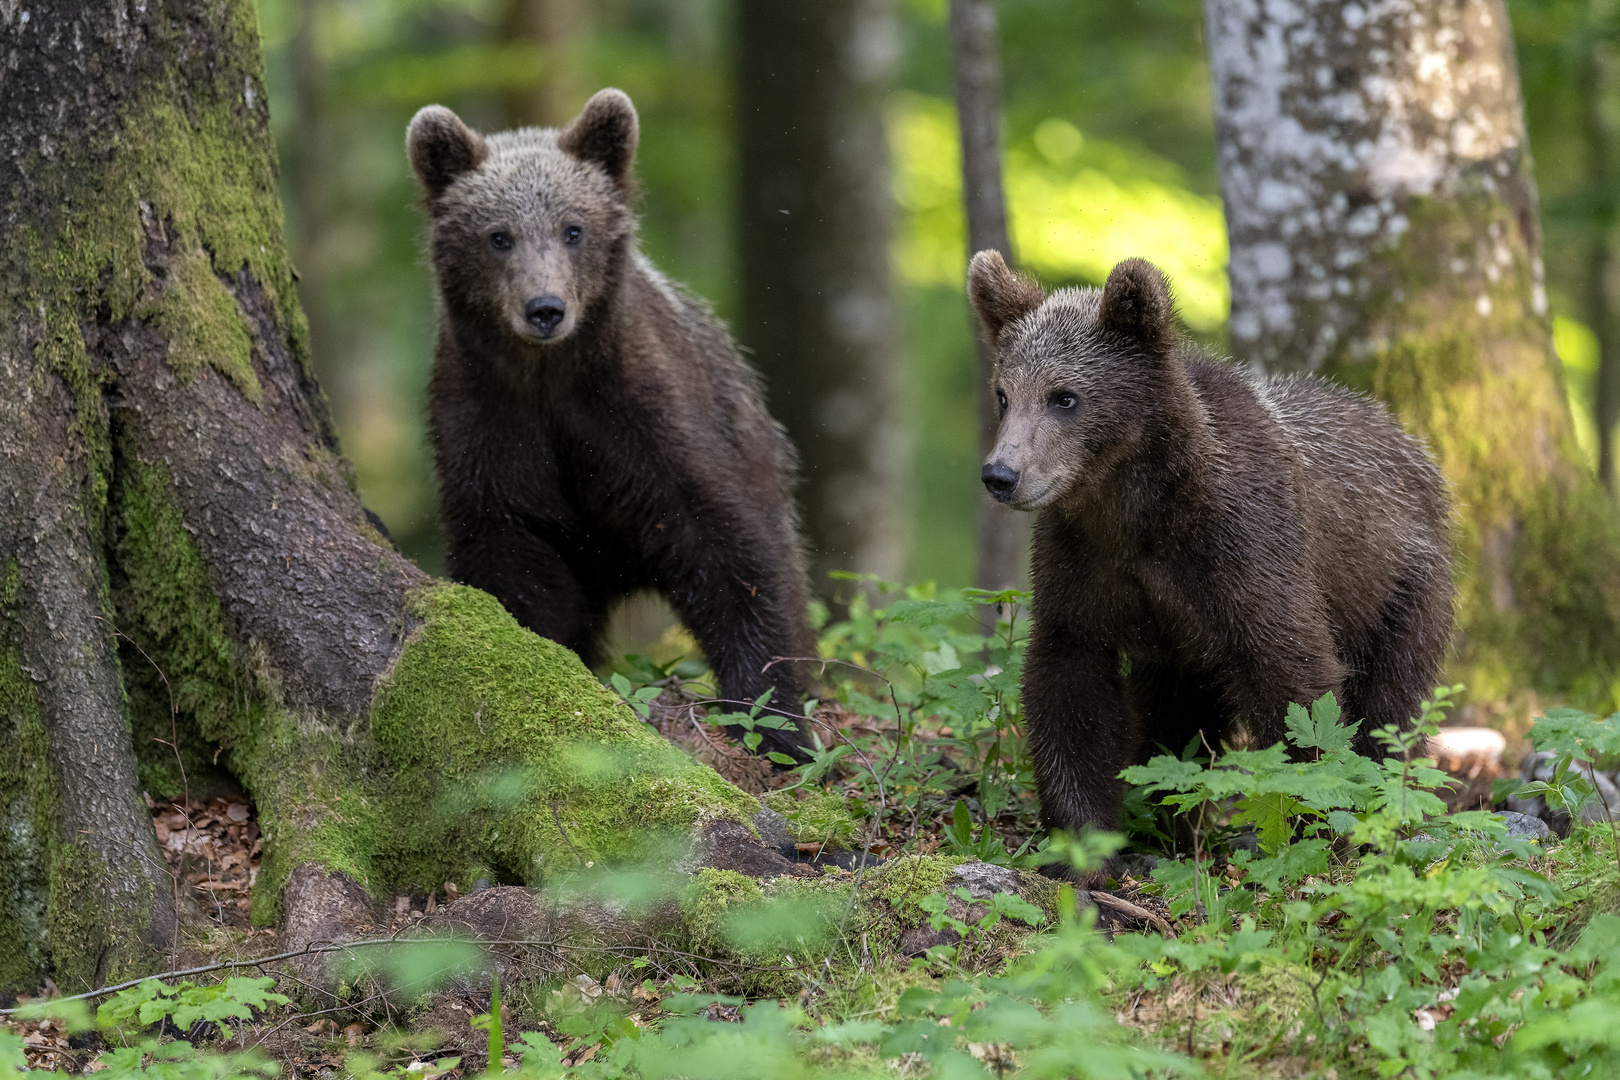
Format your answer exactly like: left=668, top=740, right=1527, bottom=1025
left=950, top=0, right=1030, bottom=593
left=283, top=0, right=341, bottom=423
left=0, top=0, right=772, bottom=996
left=1207, top=0, right=1620, bottom=710
left=1581, top=6, right=1620, bottom=490
left=736, top=0, right=906, bottom=595
left=498, top=0, right=587, bottom=129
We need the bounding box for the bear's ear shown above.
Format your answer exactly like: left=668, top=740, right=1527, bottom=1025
left=559, top=88, right=640, bottom=190
left=407, top=106, right=489, bottom=201
left=967, top=250, right=1045, bottom=342
left=1097, top=258, right=1174, bottom=351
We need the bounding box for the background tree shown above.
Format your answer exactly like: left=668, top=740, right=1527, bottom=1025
left=0, top=0, right=768, bottom=996
left=1206, top=0, right=1620, bottom=713
left=949, top=0, right=1030, bottom=592
left=736, top=0, right=907, bottom=596
left=497, top=0, right=587, bottom=128
left=1512, top=0, right=1620, bottom=487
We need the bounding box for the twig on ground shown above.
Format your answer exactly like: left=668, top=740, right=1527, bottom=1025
left=1088, top=891, right=1173, bottom=938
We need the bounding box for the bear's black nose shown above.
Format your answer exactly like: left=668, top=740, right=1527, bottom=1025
left=982, top=462, right=1019, bottom=501
left=525, top=295, right=566, bottom=334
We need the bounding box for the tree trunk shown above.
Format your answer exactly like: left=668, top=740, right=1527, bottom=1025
left=949, top=0, right=1031, bottom=593
left=497, top=0, right=587, bottom=129
left=0, top=0, right=770, bottom=997
left=1206, top=0, right=1620, bottom=711
left=736, top=0, right=906, bottom=595
left=1580, top=6, right=1620, bottom=490
left=281, top=0, right=342, bottom=427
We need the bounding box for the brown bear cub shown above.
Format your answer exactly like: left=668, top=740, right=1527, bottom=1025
left=968, top=251, right=1452, bottom=877
left=408, top=89, right=813, bottom=758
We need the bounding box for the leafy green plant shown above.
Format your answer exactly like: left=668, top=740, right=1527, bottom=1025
left=97, top=977, right=289, bottom=1035
left=7, top=976, right=286, bottom=1080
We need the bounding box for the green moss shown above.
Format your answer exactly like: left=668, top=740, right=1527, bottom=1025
left=238, top=584, right=761, bottom=923
left=367, top=585, right=759, bottom=872
left=677, top=868, right=852, bottom=994
left=43, top=843, right=111, bottom=995
left=680, top=869, right=768, bottom=961
left=135, top=246, right=262, bottom=404
left=858, top=855, right=1059, bottom=960
left=6, top=1, right=308, bottom=434
left=1323, top=189, right=1620, bottom=714
left=761, top=789, right=865, bottom=849
left=110, top=450, right=249, bottom=795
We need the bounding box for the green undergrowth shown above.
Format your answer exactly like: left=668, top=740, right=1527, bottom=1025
left=15, top=584, right=1620, bottom=1077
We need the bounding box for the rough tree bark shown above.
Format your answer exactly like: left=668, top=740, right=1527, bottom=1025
left=1206, top=0, right=1620, bottom=710
left=0, top=0, right=787, bottom=997
left=736, top=0, right=906, bottom=595
left=949, top=0, right=1031, bottom=593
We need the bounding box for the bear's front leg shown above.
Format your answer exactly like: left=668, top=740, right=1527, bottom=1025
left=444, top=514, right=609, bottom=667
left=1022, top=635, right=1138, bottom=886
left=660, top=549, right=814, bottom=761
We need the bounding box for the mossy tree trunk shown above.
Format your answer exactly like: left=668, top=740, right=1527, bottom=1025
left=1206, top=0, right=1620, bottom=713
left=0, top=0, right=769, bottom=999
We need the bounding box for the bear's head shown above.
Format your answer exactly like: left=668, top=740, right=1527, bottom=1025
left=968, top=251, right=1178, bottom=511
left=407, top=88, right=640, bottom=348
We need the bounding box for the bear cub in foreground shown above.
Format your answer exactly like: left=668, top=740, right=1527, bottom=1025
left=969, top=252, right=1452, bottom=877
left=408, top=89, right=813, bottom=757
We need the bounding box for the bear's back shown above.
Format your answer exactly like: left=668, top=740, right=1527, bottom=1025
left=1175, top=353, right=1448, bottom=634
left=1259, top=371, right=1449, bottom=626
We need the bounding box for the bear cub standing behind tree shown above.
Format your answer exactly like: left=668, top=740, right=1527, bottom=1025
left=407, top=89, right=813, bottom=758
left=969, top=252, right=1453, bottom=877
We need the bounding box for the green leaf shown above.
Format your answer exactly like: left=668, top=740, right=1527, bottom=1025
left=1286, top=692, right=1357, bottom=755
left=1119, top=754, right=1207, bottom=792
left=1231, top=791, right=1304, bottom=855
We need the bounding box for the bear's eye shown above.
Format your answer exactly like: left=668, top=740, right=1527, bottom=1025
left=563, top=225, right=583, bottom=246
left=995, top=389, right=1008, bottom=414
left=1052, top=392, right=1078, bottom=410
left=489, top=231, right=513, bottom=252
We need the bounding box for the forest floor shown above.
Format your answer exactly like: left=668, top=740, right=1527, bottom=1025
left=2, top=694, right=1514, bottom=1078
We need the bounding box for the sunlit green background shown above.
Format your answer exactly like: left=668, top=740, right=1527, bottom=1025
left=256, top=0, right=1606, bottom=605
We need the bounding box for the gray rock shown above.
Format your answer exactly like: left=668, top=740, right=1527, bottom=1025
left=1497, top=810, right=1551, bottom=844
left=1506, top=750, right=1620, bottom=828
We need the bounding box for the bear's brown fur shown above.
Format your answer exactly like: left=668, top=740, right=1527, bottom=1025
left=969, top=252, right=1452, bottom=874
left=407, top=89, right=813, bottom=757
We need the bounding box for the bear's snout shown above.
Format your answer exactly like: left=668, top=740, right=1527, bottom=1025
left=982, top=461, right=1020, bottom=502
left=525, top=295, right=567, bottom=336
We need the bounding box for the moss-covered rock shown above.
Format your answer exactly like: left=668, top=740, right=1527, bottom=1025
left=241, top=584, right=762, bottom=923
left=671, top=857, right=1061, bottom=994
left=760, top=788, right=866, bottom=849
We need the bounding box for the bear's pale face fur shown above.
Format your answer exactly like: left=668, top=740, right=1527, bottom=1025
left=971, top=252, right=1177, bottom=512
left=407, top=92, right=639, bottom=355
